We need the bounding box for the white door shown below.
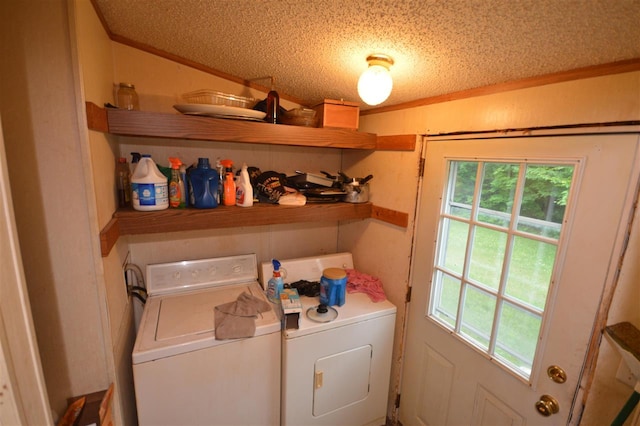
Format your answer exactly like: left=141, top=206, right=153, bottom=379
left=400, top=130, right=640, bottom=425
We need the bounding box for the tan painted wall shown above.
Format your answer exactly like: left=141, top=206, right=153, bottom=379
left=73, top=0, right=133, bottom=423
left=0, top=0, right=110, bottom=418
left=360, top=72, right=640, bottom=135
left=355, top=71, right=640, bottom=424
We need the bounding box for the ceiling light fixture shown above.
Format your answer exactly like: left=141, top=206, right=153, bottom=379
left=357, top=54, right=394, bottom=106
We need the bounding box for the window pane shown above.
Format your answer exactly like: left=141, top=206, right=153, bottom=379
left=477, top=163, right=519, bottom=228
left=437, top=218, right=468, bottom=275
left=430, top=159, right=574, bottom=381
left=460, top=286, right=496, bottom=350
left=468, top=226, right=507, bottom=290
left=446, top=161, right=478, bottom=219
left=431, top=271, right=461, bottom=328
left=505, top=236, right=556, bottom=310
left=495, top=302, right=542, bottom=376
left=517, top=164, right=573, bottom=238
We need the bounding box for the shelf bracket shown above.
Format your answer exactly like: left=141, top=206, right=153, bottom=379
left=371, top=205, right=409, bottom=228
left=375, top=134, right=416, bottom=151
left=100, top=217, right=120, bottom=257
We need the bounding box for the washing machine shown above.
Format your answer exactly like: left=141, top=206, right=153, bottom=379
left=259, top=252, right=397, bottom=426
left=132, top=254, right=281, bottom=426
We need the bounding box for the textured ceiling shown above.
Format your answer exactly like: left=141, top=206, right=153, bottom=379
left=92, top=0, right=640, bottom=110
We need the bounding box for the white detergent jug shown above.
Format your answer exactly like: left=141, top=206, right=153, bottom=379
left=131, top=155, right=169, bottom=211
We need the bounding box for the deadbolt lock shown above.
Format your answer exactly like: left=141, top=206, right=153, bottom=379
left=535, top=394, right=560, bottom=416
left=547, top=365, right=567, bottom=384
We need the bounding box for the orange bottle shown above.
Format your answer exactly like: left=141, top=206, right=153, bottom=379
left=221, top=159, right=236, bottom=206
left=223, top=173, right=236, bottom=206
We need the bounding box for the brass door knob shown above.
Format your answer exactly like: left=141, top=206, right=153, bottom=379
left=535, top=394, right=560, bottom=416
left=547, top=365, right=567, bottom=383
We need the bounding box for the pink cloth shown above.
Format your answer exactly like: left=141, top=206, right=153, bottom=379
left=345, top=269, right=387, bottom=302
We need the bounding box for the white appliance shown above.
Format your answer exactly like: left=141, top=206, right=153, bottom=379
left=259, top=252, right=397, bottom=426
left=132, top=254, right=281, bottom=426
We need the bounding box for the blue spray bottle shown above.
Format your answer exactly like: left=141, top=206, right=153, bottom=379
left=267, top=259, right=284, bottom=303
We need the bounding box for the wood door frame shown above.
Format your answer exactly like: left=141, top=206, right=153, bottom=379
left=0, top=116, right=51, bottom=424
left=572, top=144, right=640, bottom=422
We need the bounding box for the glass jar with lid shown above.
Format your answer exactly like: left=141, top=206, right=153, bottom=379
left=116, top=82, right=140, bottom=110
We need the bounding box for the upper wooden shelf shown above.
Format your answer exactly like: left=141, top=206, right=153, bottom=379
left=85, top=102, right=416, bottom=150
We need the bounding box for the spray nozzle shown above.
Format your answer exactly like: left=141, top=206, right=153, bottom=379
left=272, top=259, right=281, bottom=272
left=221, top=160, right=234, bottom=183
left=169, top=157, right=182, bottom=169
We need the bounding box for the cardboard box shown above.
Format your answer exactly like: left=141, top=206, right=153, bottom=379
left=280, top=288, right=302, bottom=329
left=312, top=99, right=360, bottom=130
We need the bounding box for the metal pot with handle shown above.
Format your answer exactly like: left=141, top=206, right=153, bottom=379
left=342, top=174, right=372, bottom=203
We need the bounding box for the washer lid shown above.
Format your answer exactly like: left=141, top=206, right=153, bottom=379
left=132, top=281, right=280, bottom=364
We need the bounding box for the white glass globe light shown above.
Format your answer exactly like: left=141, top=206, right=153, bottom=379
left=357, top=54, right=394, bottom=106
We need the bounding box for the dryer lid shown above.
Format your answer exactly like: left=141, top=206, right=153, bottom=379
left=259, top=252, right=354, bottom=290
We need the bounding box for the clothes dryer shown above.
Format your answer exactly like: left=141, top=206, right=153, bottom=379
left=260, top=253, right=396, bottom=426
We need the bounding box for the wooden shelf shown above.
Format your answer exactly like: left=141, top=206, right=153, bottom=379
left=85, top=102, right=416, bottom=151
left=87, top=102, right=413, bottom=256
left=100, top=202, right=380, bottom=256
left=118, top=202, right=372, bottom=233
left=86, top=102, right=377, bottom=149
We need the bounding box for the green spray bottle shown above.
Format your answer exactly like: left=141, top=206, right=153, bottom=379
left=169, top=157, right=185, bottom=208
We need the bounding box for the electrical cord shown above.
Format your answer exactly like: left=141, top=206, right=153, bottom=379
left=129, top=285, right=148, bottom=296
left=129, top=290, right=147, bottom=305
left=124, top=263, right=147, bottom=305
left=124, top=263, right=145, bottom=288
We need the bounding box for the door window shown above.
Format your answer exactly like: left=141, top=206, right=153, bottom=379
left=429, top=160, right=575, bottom=379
